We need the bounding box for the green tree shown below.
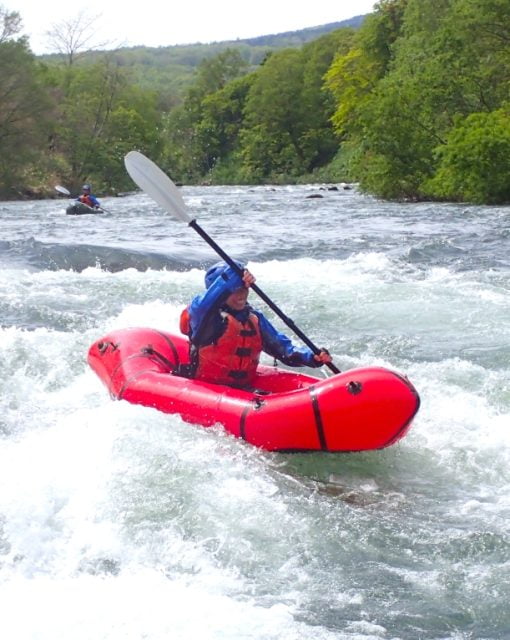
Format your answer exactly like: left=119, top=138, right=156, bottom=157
left=346, top=76, right=439, bottom=199
left=325, top=0, right=407, bottom=137
left=52, top=61, right=127, bottom=188
left=341, top=0, right=451, bottom=199
left=0, top=7, right=51, bottom=196
left=299, top=30, right=355, bottom=171
left=161, top=105, right=201, bottom=182
left=47, top=57, right=162, bottom=192
left=240, top=49, right=306, bottom=181
left=424, top=108, right=510, bottom=203
left=188, top=48, right=248, bottom=101
left=333, top=0, right=510, bottom=201
left=239, top=30, right=354, bottom=182
left=161, top=49, right=250, bottom=181
left=94, top=88, right=162, bottom=191
left=196, top=73, right=256, bottom=181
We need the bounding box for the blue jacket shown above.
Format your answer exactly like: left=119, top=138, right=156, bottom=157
left=187, top=264, right=322, bottom=368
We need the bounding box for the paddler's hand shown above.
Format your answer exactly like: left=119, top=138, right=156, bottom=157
left=314, top=348, right=332, bottom=365
left=242, top=269, right=256, bottom=288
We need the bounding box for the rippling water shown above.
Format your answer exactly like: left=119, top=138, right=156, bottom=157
left=0, top=185, right=509, bottom=639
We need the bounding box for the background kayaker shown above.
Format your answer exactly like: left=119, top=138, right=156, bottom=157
left=77, top=184, right=101, bottom=209
left=179, top=261, right=332, bottom=388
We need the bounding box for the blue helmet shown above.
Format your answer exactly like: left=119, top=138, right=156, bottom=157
left=204, top=260, right=245, bottom=289
left=82, top=184, right=91, bottom=191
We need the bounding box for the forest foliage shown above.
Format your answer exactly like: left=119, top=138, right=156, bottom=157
left=1, top=1, right=510, bottom=204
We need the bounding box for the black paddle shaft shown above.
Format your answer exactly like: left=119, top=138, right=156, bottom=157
left=189, top=219, right=340, bottom=374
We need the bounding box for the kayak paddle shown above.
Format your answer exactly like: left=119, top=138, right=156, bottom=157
left=124, top=150, right=340, bottom=374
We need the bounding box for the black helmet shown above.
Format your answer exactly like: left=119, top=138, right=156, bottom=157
left=82, top=184, right=91, bottom=191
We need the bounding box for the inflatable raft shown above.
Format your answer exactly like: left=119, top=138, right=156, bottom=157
left=88, top=327, right=420, bottom=453
left=66, top=202, right=104, bottom=215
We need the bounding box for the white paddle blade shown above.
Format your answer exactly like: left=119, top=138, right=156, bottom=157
left=55, top=185, right=70, bottom=196
left=124, top=151, right=191, bottom=223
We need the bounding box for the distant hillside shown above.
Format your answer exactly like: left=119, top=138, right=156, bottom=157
left=236, top=14, right=366, bottom=47
left=40, top=14, right=368, bottom=104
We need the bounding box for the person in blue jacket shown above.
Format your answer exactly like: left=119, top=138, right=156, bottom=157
left=77, top=184, right=101, bottom=209
left=179, top=261, right=332, bottom=388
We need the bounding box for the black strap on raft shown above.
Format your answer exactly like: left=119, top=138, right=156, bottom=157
left=140, top=333, right=196, bottom=378
left=173, top=363, right=194, bottom=378
left=141, top=345, right=177, bottom=373
left=228, top=370, right=248, bottom=381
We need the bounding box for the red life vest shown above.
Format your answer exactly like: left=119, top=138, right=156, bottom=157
left=180, top=307, right=263, bottom=387
left=180, top=307, right=191, bottom=336
left=78, top=195, right=94, bottom=207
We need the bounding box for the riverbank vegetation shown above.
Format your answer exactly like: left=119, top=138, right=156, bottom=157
left=1, top=0, right=509, bottom=204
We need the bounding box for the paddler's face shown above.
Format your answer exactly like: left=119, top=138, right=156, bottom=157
left=226, top=286, right=249, bottom=311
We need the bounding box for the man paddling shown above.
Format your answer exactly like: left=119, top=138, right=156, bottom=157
left=179, top=261, right=332, bottom=389
left=77, top=184, right=101, bottom=209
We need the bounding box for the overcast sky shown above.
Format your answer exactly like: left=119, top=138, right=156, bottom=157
left=7, top=0, right=376, bottom=54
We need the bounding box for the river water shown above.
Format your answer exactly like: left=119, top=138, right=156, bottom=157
left=0, top=184, right=509, bottom=639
